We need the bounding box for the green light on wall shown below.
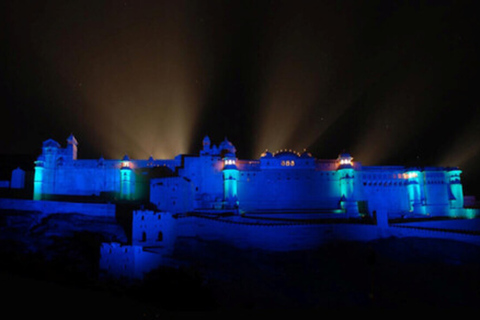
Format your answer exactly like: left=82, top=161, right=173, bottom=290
left=120, top=165, right=135, bottom=201
left=33, top=164, right=44, bottom=200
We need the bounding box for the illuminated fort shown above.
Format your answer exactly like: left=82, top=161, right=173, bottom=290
left=2, top=134, right=479, bottom=279
left=32, top=134, right=466, bottom=217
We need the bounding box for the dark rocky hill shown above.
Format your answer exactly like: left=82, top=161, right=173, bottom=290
left=1, top=209, right=480, bottom=315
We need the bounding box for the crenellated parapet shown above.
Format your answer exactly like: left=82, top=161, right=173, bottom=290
left=29, top=135, right=471, bottom=219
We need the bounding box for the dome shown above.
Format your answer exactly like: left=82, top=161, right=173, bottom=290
left=260, top=150, right=273, bottom=158
left=42, top=139, right=60, bottom=148
left=218, top=137, right=236, bottom=154
left=273, top=150, right=300, bottom=159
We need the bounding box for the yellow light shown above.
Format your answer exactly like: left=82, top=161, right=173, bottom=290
left=224, top=159, right=236, bottom=166
left=403, top=172, right=418, bottom=179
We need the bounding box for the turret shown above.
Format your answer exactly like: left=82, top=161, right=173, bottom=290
left=222, top=152, right=239, bottom=211
left=219, top=137, right=236, bottom=158
left=337, top=153, right=359, bottom=216
left=66, top=134, right=78, bottom=160
left=120, top=155, right=135, bottom=200
left=33, top=155, right=45, bottom=200
left=34, top=139, right=60, bottom=199
left=200, top=135, right=212, bottom=156
left=42, top=139, right=60, bottom=168
left=203, top=135, right=211, bottom=150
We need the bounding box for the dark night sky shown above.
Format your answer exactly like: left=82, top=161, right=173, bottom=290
left=1, top=1, right=480, bottom=195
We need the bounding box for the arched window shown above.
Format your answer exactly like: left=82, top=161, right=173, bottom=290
left=141, top=231, right=147, bottom=242
left=157, top=231, right=163, bottom=242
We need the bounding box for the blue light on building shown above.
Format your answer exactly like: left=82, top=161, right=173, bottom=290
left=3, top=134, right=479, bottom=281
left=26, top=134, right=475, bottom=219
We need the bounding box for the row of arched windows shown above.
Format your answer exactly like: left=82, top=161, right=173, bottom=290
left=363, top=181, right=407, bottom=187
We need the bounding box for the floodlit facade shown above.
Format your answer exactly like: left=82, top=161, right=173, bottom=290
left=32, top=135, right=467, bottom=218
left=16, top=135, right=479, bottom=280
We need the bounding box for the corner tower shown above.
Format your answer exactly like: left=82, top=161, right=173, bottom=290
left=222, top=153, right=239, bottom=210
left=33, top=139, right=60, bottom=200
left=220, top=138, right=239, bottom=211
left=337, top=153, right=359, bottom=217
left=33, top=155, right=45, bottom=200
left=120, top=155, right=135, bottom=201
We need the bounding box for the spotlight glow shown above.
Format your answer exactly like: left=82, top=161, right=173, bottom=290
left=437, top=112, right=480, bottom=170
left=34, top=2, right=209, bottom=159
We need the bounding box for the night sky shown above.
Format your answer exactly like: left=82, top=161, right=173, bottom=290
left=1, top=1, right=479, bottom=196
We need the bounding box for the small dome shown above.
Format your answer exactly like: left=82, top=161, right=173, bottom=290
left=273, top=150, right=300, bottom=159
left=42, top=139, right=61, bottom=148
left=219, top=137, right=236, bottom=154
left=122, top=154, right=130, bottom=161
left=260, top=150, right=273, bottom=158
left=338, top=152, right=351, bottom=159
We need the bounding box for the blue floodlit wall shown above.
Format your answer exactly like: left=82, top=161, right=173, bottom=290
left=29, top=135, right=468, bottom=218
left=31, top=136, right=179, bottom=201
left=150, top=139, right=467, bottom=217
left=236, top=151, right=340, bottom=211
left=150, top=176, right=195, bottom=213
left=359, top=167, right=411, bottom=213
left=131, top=210, right=177, bottom=252
left=99, top=208, right=480, bottom=280
left=0, top=198, right=116, bottom=216
left=99, top=243, right=166, bottom=280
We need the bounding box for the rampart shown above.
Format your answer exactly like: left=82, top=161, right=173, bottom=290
left=0, top=198, right=116, bottom=217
